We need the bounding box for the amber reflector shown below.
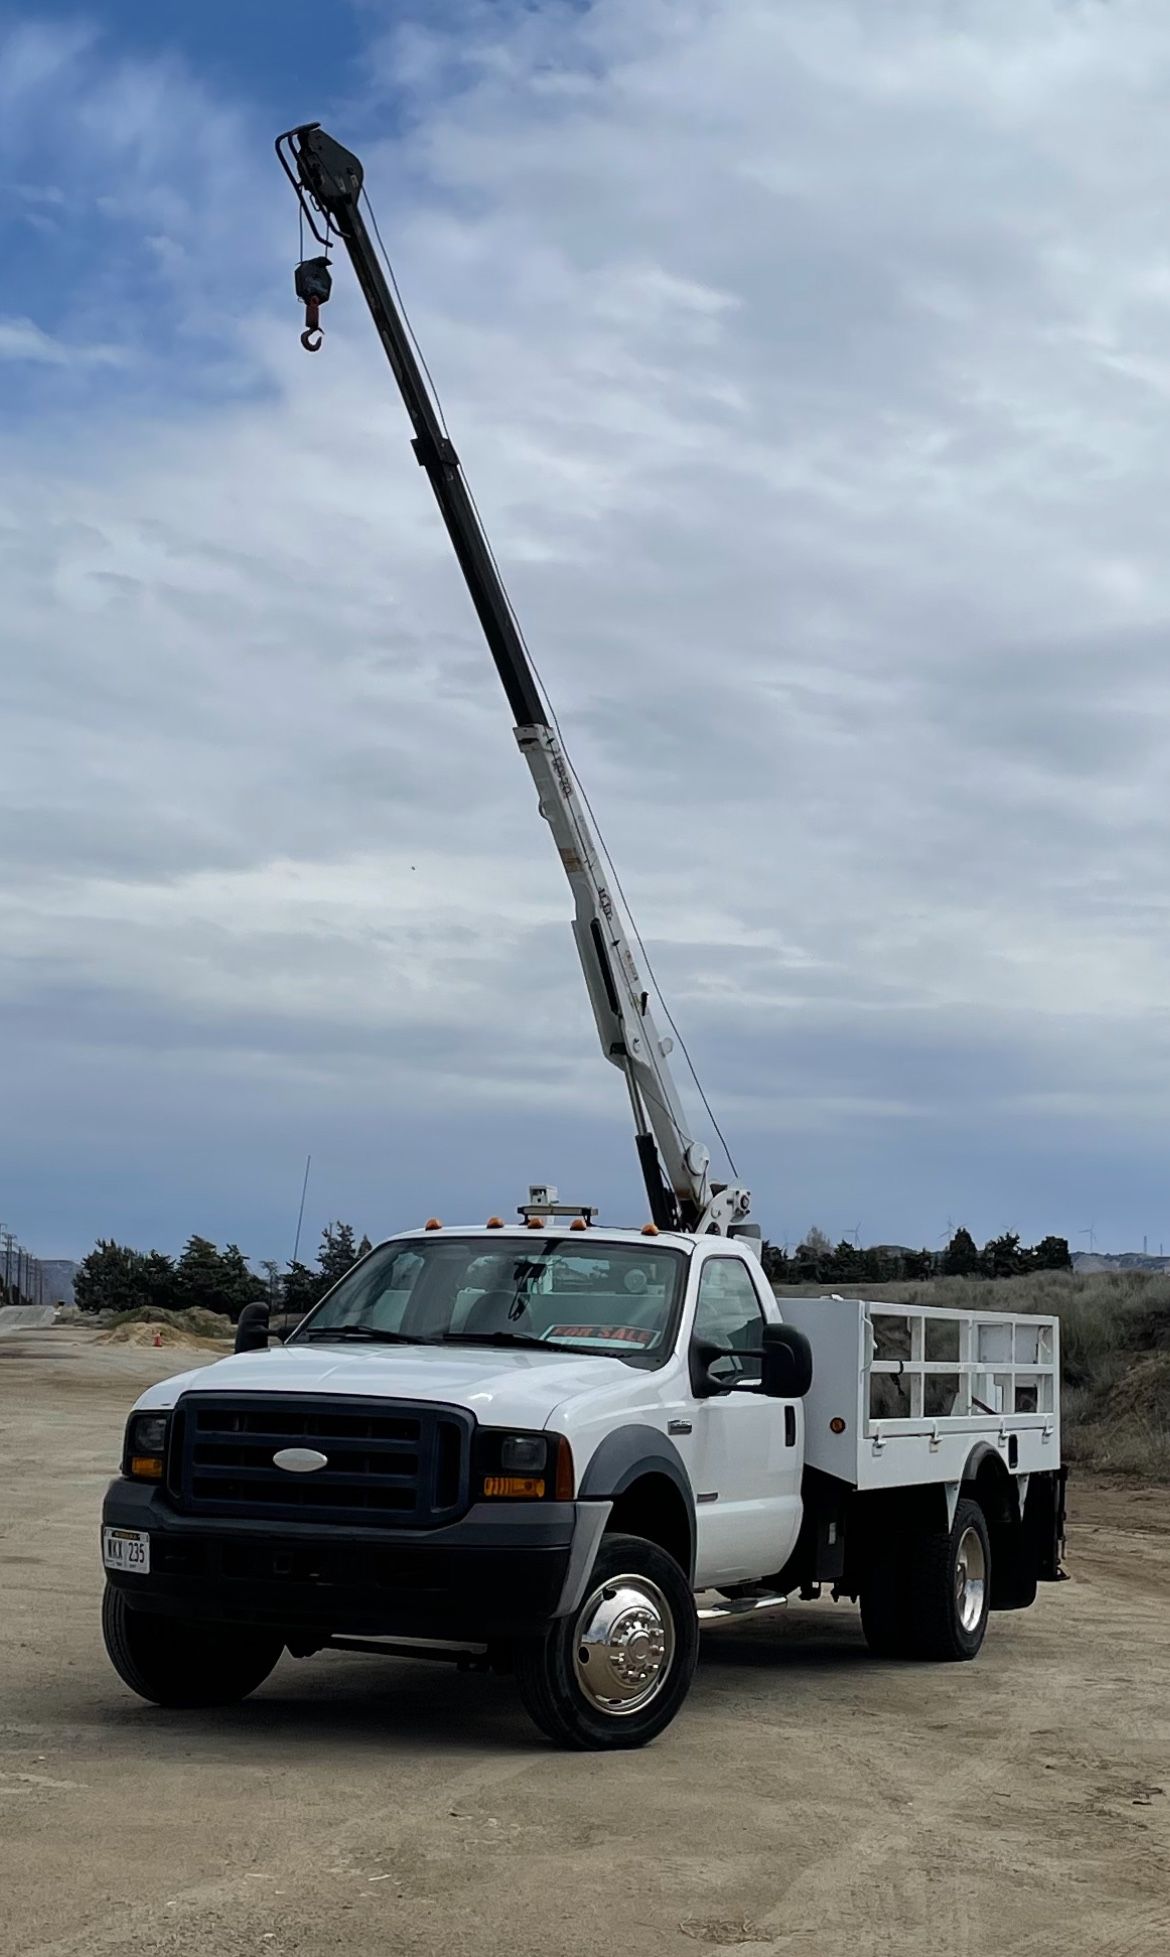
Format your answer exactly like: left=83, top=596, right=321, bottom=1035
left=554, top=1435, right=575, bottom=1500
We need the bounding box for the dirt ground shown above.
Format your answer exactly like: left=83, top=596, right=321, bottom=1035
left=2, top=1330, right=1168, bottom=1957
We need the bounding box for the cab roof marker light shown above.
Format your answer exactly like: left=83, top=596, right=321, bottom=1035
left=424, top=1218, right=443, bottom=1231
left=486, top=1216, right=504, bottom=1229
left=642, top=1222, right=660, bottom=1236
left=526, top=1215, right=545, bottom=1229
left=570, top=1217, right=588, bottom=1231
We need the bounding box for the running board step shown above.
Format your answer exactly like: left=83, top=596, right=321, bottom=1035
left=696, top=1592, right=788, bottom=1622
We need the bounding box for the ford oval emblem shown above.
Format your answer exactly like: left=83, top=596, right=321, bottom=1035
left=272, top=1446, right=329, bottom=1474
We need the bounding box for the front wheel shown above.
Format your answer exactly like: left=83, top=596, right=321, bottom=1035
left=515, top=1533, right=698, bottom=1750
left=102, top=1586, right=284, bottom=1707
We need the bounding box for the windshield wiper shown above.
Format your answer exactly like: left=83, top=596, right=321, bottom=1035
left=440, top=1330, right=554, bottom=1352
left=297, top=1326, right=431, bottom=1345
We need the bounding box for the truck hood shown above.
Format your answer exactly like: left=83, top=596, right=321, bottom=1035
left=132, top=1341, right=637, bottom=1431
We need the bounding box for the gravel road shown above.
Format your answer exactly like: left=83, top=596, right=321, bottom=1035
left=2, top=1330, right=1168, bottom=1957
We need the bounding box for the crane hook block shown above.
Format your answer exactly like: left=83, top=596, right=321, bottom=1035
left=294, top=255, right=332, bottom=352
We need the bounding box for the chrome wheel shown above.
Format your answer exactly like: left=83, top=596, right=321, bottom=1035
left=955, top=1524, right=987, bottom=1633
left=572, top=1574, right=675, bottom=1717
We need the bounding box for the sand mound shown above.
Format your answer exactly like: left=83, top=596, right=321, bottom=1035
left=96, top=1322, right=229, bottom=1352
left=1105, top=1353, right=1170, bottom=1427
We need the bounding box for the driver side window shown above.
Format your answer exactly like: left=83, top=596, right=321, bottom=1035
left=693, top=1259, right=767, bottom=1382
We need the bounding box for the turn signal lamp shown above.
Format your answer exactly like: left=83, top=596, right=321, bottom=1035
left=130, top=1456, right=164, bottom=1481
left=483, top=1474, right=545, bottom=1499
left=424, top=1218, right=443, bottom=1231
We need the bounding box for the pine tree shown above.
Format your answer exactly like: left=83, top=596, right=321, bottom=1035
left=943, top=1227, right=979, bottom=1277
left=282, top=1259, right=326, bottom=1317
left=217, top=1244, right=267, bottom=1323
left=1030, top=1235, right=1072, bottom=1272
left=982, top=1232, right=1022, bottom=1280
left=318, top=1221, right=359, bottom=1288
left=174, top=1236, right=229, bottom=1316
left=75, top=1241, right=151, bottom=1315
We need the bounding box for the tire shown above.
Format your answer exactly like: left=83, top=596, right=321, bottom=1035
left=862, top=1498, right=991, bottom=1662
left=515, top=1533, right=698, bottom=1750
left=102, top=1586, right=283, bottom=1708
left=859, top=1540, right=908, bottom=1657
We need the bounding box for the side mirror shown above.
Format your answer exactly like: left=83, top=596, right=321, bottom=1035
left=761, top=1322, right=813, bottom=1400
left=689, top=1338, right=735, bottom=1399
left=235, top=1302, right=271, bottom=1354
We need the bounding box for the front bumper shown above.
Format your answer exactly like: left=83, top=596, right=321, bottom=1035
left=101, top=1480, right=609, bottom=1639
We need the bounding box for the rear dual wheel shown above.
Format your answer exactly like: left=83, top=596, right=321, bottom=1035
left=860, top=1497, right=990, bottom=1662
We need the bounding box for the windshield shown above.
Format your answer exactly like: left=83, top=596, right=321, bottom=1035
left=290, top=1236, right=687, bottom=1369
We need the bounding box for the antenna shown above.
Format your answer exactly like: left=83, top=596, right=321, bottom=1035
left=292, top=1154, right=312, bottom=1264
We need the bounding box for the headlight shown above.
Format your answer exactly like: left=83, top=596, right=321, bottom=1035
left=501, top=1435, right=547, bottom=1475
left=473, top=1429, right=574, bottom=1500
left=123, top=1412, right=170, bottom=1482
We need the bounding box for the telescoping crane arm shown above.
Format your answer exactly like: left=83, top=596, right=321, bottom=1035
left=276, top=123, right=751, bottom=1236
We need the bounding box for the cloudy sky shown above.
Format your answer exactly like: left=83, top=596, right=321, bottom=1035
left=5, top=0, right=1170, bottom=1265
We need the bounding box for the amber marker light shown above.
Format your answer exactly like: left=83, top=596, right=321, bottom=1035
left=424, top=1218, right=443, bottom=1231
left=486, top=1216, right=504, bottom=1229
left=829, top=1417, right=847, bottom=1434
left=483, top=1474, right=546, bottom=1499
left=641, top=1222, right=660, bottom=1236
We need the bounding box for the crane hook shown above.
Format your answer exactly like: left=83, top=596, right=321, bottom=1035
left=294, top=257, right=332, bottom=354
left=300, top=300, right=324, bottom=353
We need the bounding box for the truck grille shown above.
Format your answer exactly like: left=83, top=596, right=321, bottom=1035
left=169, top=1393, right=472, bottom=1529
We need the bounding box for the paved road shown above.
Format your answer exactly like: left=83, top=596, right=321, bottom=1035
left=2, top=1331, right=1169, bottom=1956
left=0, top=1305, right=55, bottom=1334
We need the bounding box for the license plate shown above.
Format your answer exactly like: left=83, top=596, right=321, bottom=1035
left=103, top=1527, right=150, bottom=1574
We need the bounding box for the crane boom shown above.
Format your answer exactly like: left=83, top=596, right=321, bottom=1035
left=276, top=122, right=751, bottom=1236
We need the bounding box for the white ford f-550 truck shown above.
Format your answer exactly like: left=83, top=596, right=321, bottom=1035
left=101, top=126, right=1066, bottom=1749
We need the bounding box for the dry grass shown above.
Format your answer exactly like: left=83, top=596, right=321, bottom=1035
left=775, top=1269, right=1170, bottom=1478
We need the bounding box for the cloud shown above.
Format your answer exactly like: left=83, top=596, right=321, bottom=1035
left=0, top=316, right=128, bottom=366
left=5, top=0, right=1170, bottom=1254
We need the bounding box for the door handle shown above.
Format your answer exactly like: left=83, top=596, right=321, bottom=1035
left=784, top=1406, right=796, bottom=1446
left=668, top=1419, right=693, bottom=1436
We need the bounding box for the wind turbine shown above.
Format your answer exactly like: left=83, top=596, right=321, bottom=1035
left=1079, top=1224, right=1097, bottom=1254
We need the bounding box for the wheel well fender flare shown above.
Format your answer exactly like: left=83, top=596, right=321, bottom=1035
left=576, top=1426, right=696, bottom=1581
